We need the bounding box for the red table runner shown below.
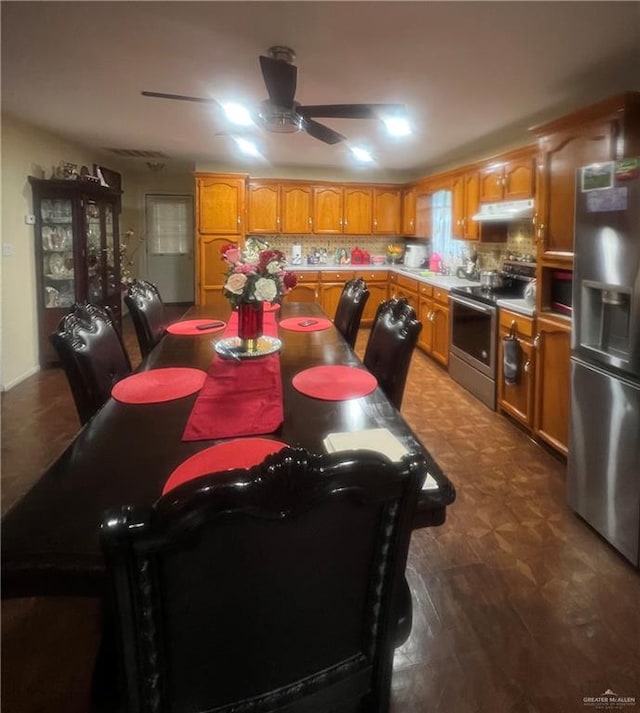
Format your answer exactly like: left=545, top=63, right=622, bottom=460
left=166, top=319, right=226, bottom=335
left=163, top=438, right=287, bottom=494
left=292, top=365, right=377, bottom=401
left=111, top=367, right=207, bottom=404
left=182, top=311, right=283, bottom=441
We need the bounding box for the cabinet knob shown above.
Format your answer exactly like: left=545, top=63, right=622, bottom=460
left=237, top=216, right=241, bottom=225
left=534, top=334, right=541, bottom=349
left=524, top=360, right=532, bottom=374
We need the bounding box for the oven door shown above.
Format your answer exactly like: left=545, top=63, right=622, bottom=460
left=449, top=294, right=497, bottom=378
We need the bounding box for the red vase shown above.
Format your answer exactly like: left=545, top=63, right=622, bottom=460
left=237, top=302, right=263, bottom=352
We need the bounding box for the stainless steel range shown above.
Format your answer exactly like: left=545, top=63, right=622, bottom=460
left=448, top=260, right=536, bottom=409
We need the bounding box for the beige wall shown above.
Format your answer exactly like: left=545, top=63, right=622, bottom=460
left=0, top=114, right=196, bottom=390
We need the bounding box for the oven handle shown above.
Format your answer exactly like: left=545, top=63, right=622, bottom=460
left=450, top=294, right=495, bottom=314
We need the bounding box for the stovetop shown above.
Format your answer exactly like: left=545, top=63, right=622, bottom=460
left=450, top=279, right=528, bottom=306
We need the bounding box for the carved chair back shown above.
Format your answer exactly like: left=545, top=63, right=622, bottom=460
left=333, top=278, right=370, bottom=348
left=101, top=447, right=424, bottom=713
left=50, top=303, right=131, bottom=425
left=363, top=298, right=422, bottom=410
left=124, top=279, right=168, bottom=358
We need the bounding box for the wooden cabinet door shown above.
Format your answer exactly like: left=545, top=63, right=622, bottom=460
left=431, top=304, right=450, bottom=366
left=320, top=282, right=347, bottom=318
left=343, top=187, right=372, bottom=235
left=417, top=296, right=434, bottom=353
left=498, top=333, right=535, bottom=429
left=285, top=283, right=318, bottom=302
left=451, top=173, right=465, bottom=239
left=281, top=184, right=313, bottom=234
left=503, top=157, right=535, bottom=199
left=479, top=165, right=504, bottom=202
left=197, top=175, right=245, bottom=235
left=537, top=120, right=617, bottom=256
left=247, top=182, right=279, bottom=234
left=402, top=188, right=416, bottom=235
left=534, top=316, right=571, bottom=455
left=198, top=235, right=237, bottom=309
left=373, top=188, right=401, bottom=234
left=313, top=186, right=343, bottom=234
left=463, top=172, right=480, bottom=240
left=361, top=281, right=388, bottom=324
left=415, top=193, right=432, bottom=238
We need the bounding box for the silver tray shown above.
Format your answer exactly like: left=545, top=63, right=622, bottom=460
left=214, top=335, right=282, bottom=359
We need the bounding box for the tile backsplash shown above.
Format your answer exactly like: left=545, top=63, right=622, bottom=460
left=251, top=234, right=401, bottom=265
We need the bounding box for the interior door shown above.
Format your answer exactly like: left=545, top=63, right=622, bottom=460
left=146, top=194, right=194, bottom=303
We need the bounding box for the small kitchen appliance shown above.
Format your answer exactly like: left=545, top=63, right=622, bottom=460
left=403, top=243, right=428, bottom=268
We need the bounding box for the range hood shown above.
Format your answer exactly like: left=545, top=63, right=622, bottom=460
left=472, top=198, right=534, bottom=222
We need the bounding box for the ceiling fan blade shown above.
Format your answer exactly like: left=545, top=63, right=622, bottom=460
left=259, top=55, right=297, bottom=108
left=301, top=118, right=345, bottom=145
left=297, top=103, right=406, bottom=120
left=141, top=91, right=219, bottom=105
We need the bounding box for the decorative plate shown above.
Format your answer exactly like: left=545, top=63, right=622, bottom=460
left=48, top=253, right=65, bottom=275
left=214, top=335, right=282, bottom=359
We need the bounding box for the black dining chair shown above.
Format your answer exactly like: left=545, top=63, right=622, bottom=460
left=363, top=298, right=422, bottom=410
left=50, top=302, right=131, bottom=425
left=98, top=447, right=424, bottom=713
left=123, top=279, right=168, bottom=358
left=333, top=277, right=370, bottom=348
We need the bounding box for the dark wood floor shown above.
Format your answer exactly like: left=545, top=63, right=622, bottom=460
left=2, top=308, right=639, bottom=713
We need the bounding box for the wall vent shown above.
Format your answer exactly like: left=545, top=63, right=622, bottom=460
left=104, top=148, right=170, bottom=159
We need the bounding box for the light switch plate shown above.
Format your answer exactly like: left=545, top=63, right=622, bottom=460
left=25, top=214, right=36, bottom=225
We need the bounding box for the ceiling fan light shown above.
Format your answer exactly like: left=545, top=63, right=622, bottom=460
left=383, top=116, right=411, bottom=137
left=350, top=146, right=374, bottom=163
left=233, top=137, right=262, bottom=158
left=223, top=102, right=254, bottom=126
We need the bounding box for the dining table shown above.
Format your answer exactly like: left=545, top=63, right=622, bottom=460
left=1, top=301, right=455, bottom=599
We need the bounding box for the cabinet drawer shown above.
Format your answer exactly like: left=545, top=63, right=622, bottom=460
left=500, top=310, right=535, bottom=339
left=418, top=283, right=433, bottom=298
left=433, top=288, right=449, bottom=305
left=321, top=270, right=350, bottom=282
left=356, top=270, right=388, bottom=283
left=295, top=271, right=319, bottom=283
left=388, top=272, right=398, bottom=284
left=396, top=274, right=419, bottom=292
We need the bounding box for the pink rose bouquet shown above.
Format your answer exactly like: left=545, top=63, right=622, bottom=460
left=221, top=245, right=298, bottom=307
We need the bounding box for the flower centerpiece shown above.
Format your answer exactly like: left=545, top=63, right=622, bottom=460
left=221, top=244, right=298, bottom=352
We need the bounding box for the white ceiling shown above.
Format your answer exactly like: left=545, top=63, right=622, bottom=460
left=2, top=1, right=639, bottom=178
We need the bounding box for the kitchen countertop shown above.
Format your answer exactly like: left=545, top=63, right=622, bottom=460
left=288, top=263, right=536, bottom=315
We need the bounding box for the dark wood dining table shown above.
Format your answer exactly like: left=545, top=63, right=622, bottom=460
left=1, top=301, right=455, bottom=599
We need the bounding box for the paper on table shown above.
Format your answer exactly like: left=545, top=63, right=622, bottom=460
left=322, top=427, right=438, bottom=490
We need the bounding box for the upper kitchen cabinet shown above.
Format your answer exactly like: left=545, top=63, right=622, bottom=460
left=343, top=186, right=373, bottom=235
left=280, top=183, right=313, bottom=233
left=451, top=169, right=480, bottom=240
left=479, top=146, right=536, bottom=202
left=29, top=177, right=122, bottom=366
left=401, top=187, right=416, bottom=235
left=313, top=184, right=344, bottom=234
left=246, top=180, right=279, bottom=233
left=372, top=187, right=402, bottom=234
left=195, top=173, right=246, bottom=235
left=531, top=92, right=640, bottom=259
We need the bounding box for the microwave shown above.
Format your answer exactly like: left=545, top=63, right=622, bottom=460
left=550, top=270, right=573, bottom=316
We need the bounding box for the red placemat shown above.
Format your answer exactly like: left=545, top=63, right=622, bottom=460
left=162, top=438, right=288, bottom=494
left=166, top=319, right=226, bottom=335
left=279, top=317, right=333, bottom=332
left=292, top=365, right=377, bottom=401
left=183, top=354, right=283, bottom=440
left=112, top=368, right=207, bottom=404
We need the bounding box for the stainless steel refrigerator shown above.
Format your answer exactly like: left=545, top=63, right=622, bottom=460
left=567, top=158, right=640, bottom=567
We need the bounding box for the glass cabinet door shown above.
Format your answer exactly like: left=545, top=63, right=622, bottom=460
left=85, top=199, right=105, bottom=303
left=40, top=198, right=75, bottom=309
left=104, top=204, right=119, bottom=299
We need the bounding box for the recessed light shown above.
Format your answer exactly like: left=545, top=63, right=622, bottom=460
left=223, top=102, right=254, bottom=126
left=233, top=137, right=262, bottom=158
left=350, top=146, right=374, bottom=163
left=383, top=116, right=411, bottom=137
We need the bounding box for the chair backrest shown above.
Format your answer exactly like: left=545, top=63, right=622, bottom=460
left=123, top=279, right=168, bottom=358
left=50, top=303, right=131, bottom=425
left=333, top=278, right=370, bottom=348
left=101, top=447, right=424, bottom=713
left=363, top=298, right=422, bottom=410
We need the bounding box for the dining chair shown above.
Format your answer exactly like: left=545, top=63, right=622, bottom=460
left=50, top=302, right=131, bottom=425
left=363, top=298, right=422, bottom=410
left=99, top=447, right=424, bottom=713
left=333, top=277, right=370, bottom=348
left=123, top=279, right=168, bottom=358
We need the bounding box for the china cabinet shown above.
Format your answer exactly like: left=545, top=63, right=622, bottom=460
left=30, top=177, right=122, bottom=366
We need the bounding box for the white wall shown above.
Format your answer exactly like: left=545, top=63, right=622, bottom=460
left=0, top=114, right=196, bottom=390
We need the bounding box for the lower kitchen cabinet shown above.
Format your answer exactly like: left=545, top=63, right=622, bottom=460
left=356, top=270, right=388, bottom=325
left=284, top=271, right=319, bottom=303
left=319, top=270, right=352, bottom=317
left=497, top=309, right=536, bottom=430
left=197, top=235, right=238, bottom=311
left=533, top=314, right=571, bottom=455
left=389, top=273, right=419, bottom=309
left=417, top=283, right=449, bottom=367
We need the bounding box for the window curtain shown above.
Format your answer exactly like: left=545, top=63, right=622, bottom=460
left=146, top=195, right=192, bottom=254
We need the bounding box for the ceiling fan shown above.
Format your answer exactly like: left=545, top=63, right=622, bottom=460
left=142, top=46, right=407, bottom=145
